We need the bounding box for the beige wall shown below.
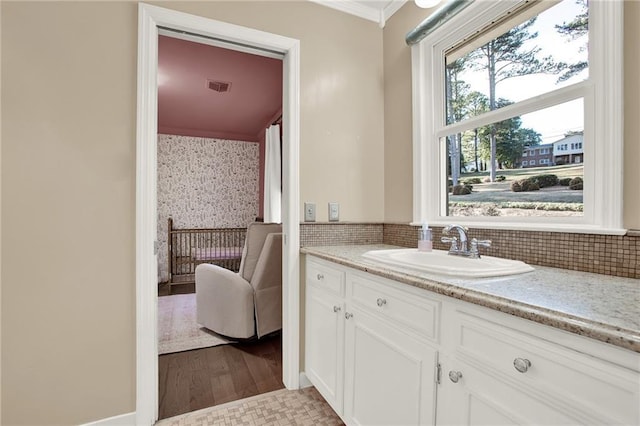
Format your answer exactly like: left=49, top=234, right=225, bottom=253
left=383, top=2, right=432, bottom=223
left=2, top=2, right=138, bottom=425
left=623, top=1, right=640, bottom=230
left=1, top=1, right=383, bottom=424
left=384, top=1, right=640, bottom=230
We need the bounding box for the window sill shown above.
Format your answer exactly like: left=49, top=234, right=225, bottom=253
left=410, top=220, right=627, bottom=236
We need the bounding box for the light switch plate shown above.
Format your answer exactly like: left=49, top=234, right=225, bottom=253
left=328, top=202, right=339, bottom=222
left=304, top=202, right=316, bottom=222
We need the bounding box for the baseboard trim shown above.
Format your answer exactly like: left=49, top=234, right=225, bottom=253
left=79, top=412, right=137, bottom=426
left=299, top=372, right=313, bottom=388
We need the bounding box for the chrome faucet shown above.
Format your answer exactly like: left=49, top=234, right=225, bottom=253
left=441, top=224, right=491, bottom=259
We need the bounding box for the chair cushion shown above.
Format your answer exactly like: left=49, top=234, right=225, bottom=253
left=238, top=222, right=282, bottom=283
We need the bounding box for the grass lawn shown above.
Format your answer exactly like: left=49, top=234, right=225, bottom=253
left=449, top=164, right=584, bottom=215
left=459, top=164, right=583, bottom=182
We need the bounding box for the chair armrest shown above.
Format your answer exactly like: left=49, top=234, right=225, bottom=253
left=196, top=263, right=252, bottom=294
left=195, top=264, right=255, bottom=338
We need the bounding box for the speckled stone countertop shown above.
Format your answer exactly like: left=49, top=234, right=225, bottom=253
left=301, top=244, right=640, bottom=353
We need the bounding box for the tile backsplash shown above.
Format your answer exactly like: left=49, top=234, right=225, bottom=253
left=300, top=223, right=383, bottom=247
left=301, top=222, right=639, bottom=279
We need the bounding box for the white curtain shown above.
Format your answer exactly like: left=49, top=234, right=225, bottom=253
left=264, top=124, right=282, bottom=223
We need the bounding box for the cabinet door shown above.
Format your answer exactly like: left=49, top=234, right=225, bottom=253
left=343, top=307, right=438, bottom=426
left=436, top=357, right=586, bottom=426
left=305, top=285, right=345, bottom=415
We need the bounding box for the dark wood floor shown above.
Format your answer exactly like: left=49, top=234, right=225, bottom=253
left=158, top=334, right=284, bottom=420
left=158, top=282, right=194, bottom=296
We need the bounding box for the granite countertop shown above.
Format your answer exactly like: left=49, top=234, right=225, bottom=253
left=301, top=244, right=640, bottom=353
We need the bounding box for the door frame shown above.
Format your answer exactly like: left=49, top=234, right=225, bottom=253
left=135, top=4, right=301, bottom=424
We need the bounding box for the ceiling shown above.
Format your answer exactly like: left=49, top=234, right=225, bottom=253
left=158, top=35, right=283, bottom=143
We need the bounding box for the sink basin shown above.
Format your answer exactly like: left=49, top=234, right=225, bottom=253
left=362, top=249, right=534, bottom=278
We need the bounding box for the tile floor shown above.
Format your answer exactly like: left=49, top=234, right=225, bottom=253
left=155, top=387, right=344, bottom=426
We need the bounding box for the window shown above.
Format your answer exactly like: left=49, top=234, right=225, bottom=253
left=530, top=159, right=536, bottom=166
left=411, top=0, right=623, bottom=233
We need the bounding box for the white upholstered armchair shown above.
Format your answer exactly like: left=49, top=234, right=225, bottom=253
left=195, top=222, right=283, bottom=339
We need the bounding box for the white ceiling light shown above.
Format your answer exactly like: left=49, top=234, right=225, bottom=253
left=415, top=0, right=442, bottom=8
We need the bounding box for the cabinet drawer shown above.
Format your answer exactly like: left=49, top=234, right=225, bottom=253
left=306, top=257, right=345, bottom=297
left=455, top=311, right=640, bottom=424
left=348, top=272, right=439, bottom=342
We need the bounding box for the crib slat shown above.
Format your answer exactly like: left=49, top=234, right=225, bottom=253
left=167, top=222, right=248, bottom=288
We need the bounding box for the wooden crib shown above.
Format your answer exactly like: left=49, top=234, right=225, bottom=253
left=167, top=218, right=246, bottom=287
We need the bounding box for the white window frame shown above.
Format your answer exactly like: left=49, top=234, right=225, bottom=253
left=522, top=160, right=528, bottom=166
left=411, top=0, right=624, bottom=234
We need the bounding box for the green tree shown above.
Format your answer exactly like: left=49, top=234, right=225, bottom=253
left=454, top=18, right=560, bottom=181
left=464, top=91, right=489, bottom=172
left=445, top=59, right=469, bottom=185
left=556, top=0, right=588, bottom=82
left=477, top=99, right=541, bottom=168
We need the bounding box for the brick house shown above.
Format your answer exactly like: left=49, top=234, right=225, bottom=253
left=520, top=143, right=554, bottom=168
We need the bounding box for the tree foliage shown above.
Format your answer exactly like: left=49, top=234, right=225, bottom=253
left=555, top=0, right=588, bottom=82
left=447, top=18, right=561, bottom=181
left=475, top=99, right=541, bottom=169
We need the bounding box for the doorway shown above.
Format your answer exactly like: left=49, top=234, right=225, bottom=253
left=155, top=31, right=284, bottom=419
left=136, top=4, right=301, bottom=424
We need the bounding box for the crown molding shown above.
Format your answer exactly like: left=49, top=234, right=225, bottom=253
left=310, top=0, right=407, bottom=27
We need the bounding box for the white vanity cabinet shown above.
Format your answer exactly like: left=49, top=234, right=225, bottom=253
left=305, top=256, right=440, bottom=425
left=305, top=257, right=346, bottom=415
left=304, top=255, right=640, bottom=426
left=343, top=271, right=439, bottom=426
left=437, top=304, right=640, bottom=426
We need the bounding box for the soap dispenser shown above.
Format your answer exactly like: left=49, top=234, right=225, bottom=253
left=418, top=223, right=433, bottom=252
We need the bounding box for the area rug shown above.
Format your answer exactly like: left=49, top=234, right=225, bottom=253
left=155, top=387, right=344, bottom=426
left=158, top=293, right=234, bottom=355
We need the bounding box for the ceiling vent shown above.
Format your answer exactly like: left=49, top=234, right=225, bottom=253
left=207, top=79, right=232, bottom=93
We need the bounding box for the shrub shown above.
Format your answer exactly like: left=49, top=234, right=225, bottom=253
left=464, top=177, right=482, bottom=185
left=496, top=175, right=506, bottom=182
left=452, top=184, right=471, bottom=195
left=558, top=177, right=572, bottom=186
left=533, top=174, right=559, bottom=188
left=511, top=178, right=540, bottom=192
left=482, top=204, right=501, bottom=216
left=569, top=176, right=583, bottom=190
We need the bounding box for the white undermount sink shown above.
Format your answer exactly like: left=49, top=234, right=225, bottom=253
left=362, top=248, right=534, bottom=278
